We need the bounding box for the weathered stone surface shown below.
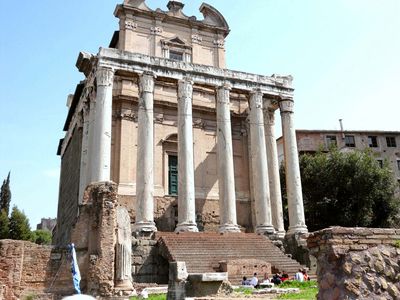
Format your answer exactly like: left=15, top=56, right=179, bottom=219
left=308, top=227, right=400, bottom=300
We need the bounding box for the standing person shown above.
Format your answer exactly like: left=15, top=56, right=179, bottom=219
left=249, top=273, right=259, bottom=287
left=294, top=269, right=304, bottom=282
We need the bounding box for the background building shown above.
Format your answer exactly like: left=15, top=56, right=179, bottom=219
left=277, top=129, right=400, bottom=182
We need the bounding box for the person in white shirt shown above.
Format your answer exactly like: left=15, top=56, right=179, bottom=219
left=294, top=269, right=304, bottom=282
left=249, top=273, right=259, bottom=287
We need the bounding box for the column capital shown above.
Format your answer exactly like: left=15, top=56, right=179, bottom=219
left=217, top=82, right=231, bottom=104
left=139, top=72, right=155, bottom=93
left=178, top=78, right=193, bottom=99
left=250, top=87, right=263, bottom=97
left=249, top=89, right=263, bottom=108
left=279, top=99, right=295, bottom=113
left=264, top=109, right=276, bottom=126
left=218, top=81, right=232, bottom=91
left=96, top=68, right=114, bottom=87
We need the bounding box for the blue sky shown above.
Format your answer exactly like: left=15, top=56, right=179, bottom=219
left=0, top=0, right=399, bottom=227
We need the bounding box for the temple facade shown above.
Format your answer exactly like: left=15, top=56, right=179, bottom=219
left=54, top=0, right=307, bottom=245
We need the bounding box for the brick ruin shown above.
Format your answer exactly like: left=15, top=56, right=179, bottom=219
left=308, top=227, right=400, bottom=300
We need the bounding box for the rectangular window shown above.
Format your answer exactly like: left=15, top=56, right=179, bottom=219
left=377, top=159, right=383, bottom=168
left=345, top=135, right=356, bottom=147
left=168, top=155, right=178, bottom=195
left=326, top=135, right=337, bottom=147
left=386, top=136, right=397, bottom=147
left=169, top=51, right=183, bottom=61
left=368, top=136, right=378, bottom=148
left=397, top=160, right=400, bottom=171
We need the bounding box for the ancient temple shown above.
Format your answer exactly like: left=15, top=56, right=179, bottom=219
left=55, top=0, right=307, bottom=245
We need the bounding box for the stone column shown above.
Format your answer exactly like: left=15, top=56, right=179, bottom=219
left=216, top=83, right=241, bottom=233
left=249, top=90, right=275, bottom=235
left=133, top=72, right=157, bottom=233
left=279, top=99, right=308, bottom=234
left=91, top=67, right=114, bottom=182
left=115, top=206, right=134, bottom=290
left=264, top=106, right=285, bottom=238
left=175, top=79, right=198, bottom=232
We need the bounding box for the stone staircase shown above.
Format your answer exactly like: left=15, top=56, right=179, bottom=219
left=157, top=232, right=305, bottom=284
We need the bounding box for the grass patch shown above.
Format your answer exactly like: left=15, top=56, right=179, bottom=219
left=393, top=240, right=400, bottom=248
left=130, top=294, right=166, bottom=300
left=278, top=280, right=318, bottom=300
left=233, top=287, right=254, bottom=295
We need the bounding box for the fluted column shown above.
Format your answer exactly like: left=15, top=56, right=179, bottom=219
left=133, top=72, right=157, bottom=233
left=175, top=78, right=198, bottom=232
left=249, top=90, right=275, bottom=235
left=216, top=83, right=241, bottom=233
left=91, top=67, right=114, bottom=182
left=279, top=99, right=308, bottom=235
left=264, top=106, right=285, bottom=238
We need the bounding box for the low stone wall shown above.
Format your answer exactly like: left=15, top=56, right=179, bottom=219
left=0, top=240, right=79, bottom=300
left=219, top=259, right=271, bottom=283
left=308, top=227, right=400, bottom=300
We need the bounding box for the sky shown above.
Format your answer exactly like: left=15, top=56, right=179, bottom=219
left=0, top=0, right=399, bottom=228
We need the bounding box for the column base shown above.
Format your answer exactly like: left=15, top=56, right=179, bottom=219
left=273, top=230, right=286, bottom=240
left=115, top=279, right=134, bottom=291
left=219, top=223, right=241, bottom=233
left=132, top=221, right=157, bottom=233
left=256, top=224, right=275, bottom=236
left=175, top=222, right=199, bottom=233
left=287, top=224, right=308, bottom=235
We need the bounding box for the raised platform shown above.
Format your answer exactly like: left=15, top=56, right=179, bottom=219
left=157, top=232, right=304, bottom=284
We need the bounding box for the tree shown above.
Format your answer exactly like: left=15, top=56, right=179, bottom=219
left=0, top=172, right=11, bottom=215
left=0, top=209, right=9, bottom=239
left=9, top=206, right=31, bottom=241
left=31, top=229, right=52, bottom=245
left=280, top=148, right=400, bottom=232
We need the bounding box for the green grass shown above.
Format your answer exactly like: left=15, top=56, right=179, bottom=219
left=130, top=294, right=166, bottom=300
left=278, top=280, right=318, bottom=300
left=393, top=240, right=400, bottom=248
left=233, top=287, right=254, bottom=295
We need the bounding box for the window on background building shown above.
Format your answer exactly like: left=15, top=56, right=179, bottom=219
left=345, top=135, right=356, bottom=147
left=168, top=155, right=178, bottom=195
left=368, top=136, right=378, bottom=148
left=397, top=160, right=400, bottom=171
left=326, top=135, right=337, bottom=147
left=377, top=159, right=383, bottom=168
left=386, top=136, right=397, bottom=147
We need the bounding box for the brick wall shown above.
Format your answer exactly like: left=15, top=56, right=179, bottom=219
left=0, top=240, right=79, bottom=300
left=308, top=227, right=400, bottom=300
left=54, top=127, right=82, bottom=246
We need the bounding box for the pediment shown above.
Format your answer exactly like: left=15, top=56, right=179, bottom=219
left=161, top=36, right=190, bottom=48
left=199, top=3, right=229, bottom=30
left=123, top=0, right=152, bottom=11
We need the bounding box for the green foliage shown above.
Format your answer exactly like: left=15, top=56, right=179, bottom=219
left=393, top=240, right=400, bottom=248
left=0, top=172, right=11, bottom=215
left=130, top=294, right=166, bottom=300
left=24, top=293, right=37, bottom=300
left=280, top=280, right=318, bottom=289
left=233, top=287, right=254, bottom=295
left=9, top=206, right=31, bottom=241
left=31, top=229, right=52, bottom=245
left=278, top=280, right=318, bottom=299
left=0, top=209, right=10, bottom=239
left=281, top=148, right=400, bottom=231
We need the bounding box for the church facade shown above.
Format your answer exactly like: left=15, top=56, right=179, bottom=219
left=54, top=0, right=307, bottom=245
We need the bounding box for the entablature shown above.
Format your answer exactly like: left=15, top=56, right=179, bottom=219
left=95, top=48, right=294, bottom=100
